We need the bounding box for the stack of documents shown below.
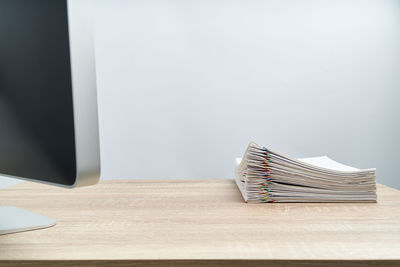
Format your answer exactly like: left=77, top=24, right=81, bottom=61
left=235, top=142, right=377, bottom=203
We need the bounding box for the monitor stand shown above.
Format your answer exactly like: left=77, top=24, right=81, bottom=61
left=0, top=206, right=56, bottom=235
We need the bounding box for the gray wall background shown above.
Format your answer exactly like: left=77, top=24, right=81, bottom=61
left=1, top=0, right=399, bottom=189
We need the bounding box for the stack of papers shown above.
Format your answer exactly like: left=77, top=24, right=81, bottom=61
left=235, top=142, right=377, bottom=203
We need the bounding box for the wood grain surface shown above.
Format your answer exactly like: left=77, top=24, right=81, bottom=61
left=0, top=179, right=399, bottom=266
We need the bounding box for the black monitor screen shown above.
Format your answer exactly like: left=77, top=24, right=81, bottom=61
left=0, top=0, right=76, bottom=186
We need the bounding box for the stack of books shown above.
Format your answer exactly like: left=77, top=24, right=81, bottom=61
left=235, top=142, right=377, bottom=203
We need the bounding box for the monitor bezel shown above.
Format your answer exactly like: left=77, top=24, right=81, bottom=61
left=0, top=0, right=100, bottom=188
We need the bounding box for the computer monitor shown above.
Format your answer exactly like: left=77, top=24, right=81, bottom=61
left=0, top=0, right=100, bottom=235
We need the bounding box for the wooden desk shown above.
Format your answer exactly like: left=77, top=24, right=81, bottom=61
left=0, top=180, right=399, bottom=266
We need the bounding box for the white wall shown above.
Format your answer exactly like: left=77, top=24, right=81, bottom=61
left=1, top=0, right=399, bottom=189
